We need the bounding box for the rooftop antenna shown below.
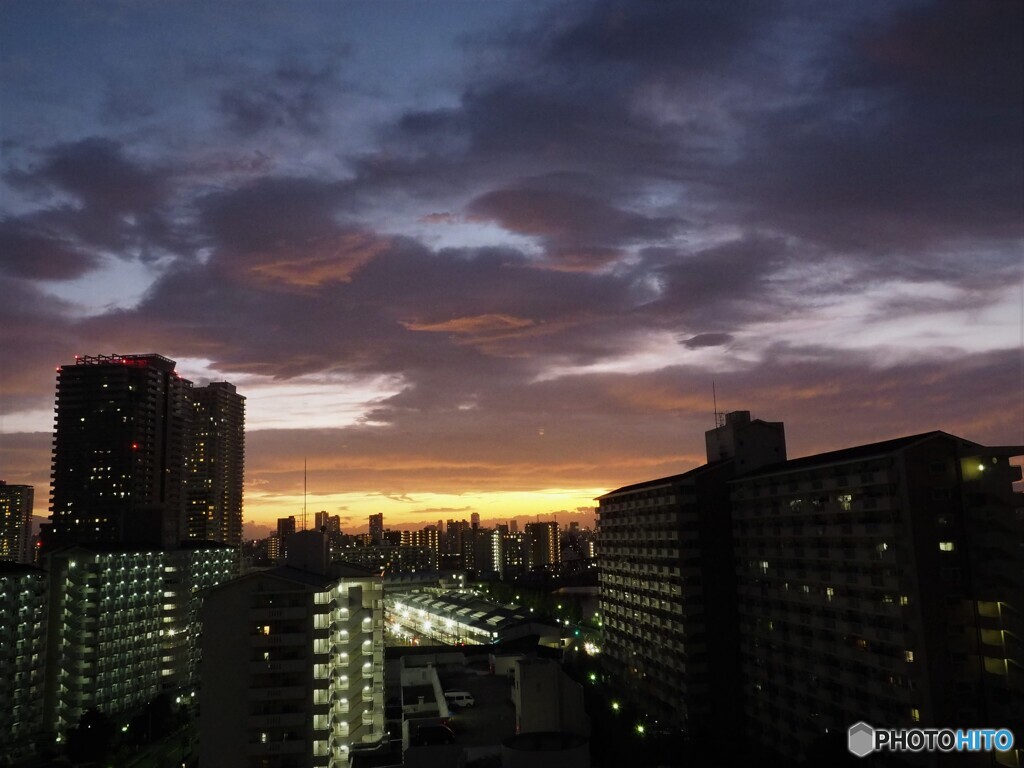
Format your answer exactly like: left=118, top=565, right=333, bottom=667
left=713, top=381, right=725, bottom=428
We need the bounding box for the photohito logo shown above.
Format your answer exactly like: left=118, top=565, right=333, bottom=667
left=847, top=722, right=1015, bottom=757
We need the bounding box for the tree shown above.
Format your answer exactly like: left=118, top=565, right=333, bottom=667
left=65, top=708, right=115, bottom=764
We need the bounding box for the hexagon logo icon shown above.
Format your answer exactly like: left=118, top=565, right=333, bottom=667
left=848, top=722, right=875, bottom=758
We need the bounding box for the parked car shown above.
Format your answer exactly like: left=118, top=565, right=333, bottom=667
left=410, top=724, right=456, bottom=746
left=444, top=690, right=475, bottom=708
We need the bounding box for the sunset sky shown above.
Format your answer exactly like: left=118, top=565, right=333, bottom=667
left=1, top=1, right=1021, bottom=537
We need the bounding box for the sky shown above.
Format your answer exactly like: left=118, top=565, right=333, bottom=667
left=1, top=1, right=1021, bottom=538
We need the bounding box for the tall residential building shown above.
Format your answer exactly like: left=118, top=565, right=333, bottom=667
left=525, top=521, right=560, bottom=573
left=399, top=526, right=440, bottom=569
left=160, top=543, right=240, bottom=690
left=0, top=563, right=47, bottom=760
left=597, top=411, right=786, bottom=739
left=471, top=512, right=481, bottom=529
left=44, top=354, right=192, bottom=551
left=0, top=481, right=34, bottom=563
left=731, top=431, right=1024, bottom=764
left=316, top=510, right=343, bottom=534
left=445, top=519, right=468, bottom=563
left=368, top=513, right=384, bottom=544
left=186, top=382, right=245, bottom=546
left=43, top=546, right=165, bottom=734
left=41, top=543, right=238, bottom=737
left=277, top=516, right=297, bottom=561
left=199, top=531, right=385, bottom=767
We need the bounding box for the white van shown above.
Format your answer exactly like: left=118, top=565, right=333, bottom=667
left=444, top=690, right=475, bottom=708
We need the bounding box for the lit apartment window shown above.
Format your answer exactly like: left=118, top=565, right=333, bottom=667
left=905, top=650, right=914, bottom=662
left=939, top=542, right=954, bottom=552
left=911, top=708, right=920, bottom=722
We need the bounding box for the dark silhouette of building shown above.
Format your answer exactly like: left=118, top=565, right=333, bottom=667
left=597, top=411, right=786, bottom=742
left=731, top=431, right=1024, bottom=764
left=525, top=521, right=560, bottom=573
left=0, top=481, right=34, bottom=563
left=598, top=415, right=1023, bottom=766
left=186, top=382, right=245, bottom=546
left=43, top=354, right=192, bottom=551
left=369, top=512, right=384, bottom=544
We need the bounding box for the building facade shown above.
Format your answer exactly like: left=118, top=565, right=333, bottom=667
left=199, top=552, right=385, bottom=767
left=186, top=382, right=245, bottom=546
left=44, top=354, right=192, bottom=551
left=525, top=522, right=560, bottom=573
left=596, top=411, right=786, bottom=738
left=0, top=481, right=34, bottom=563
left=0, top=563, right=47, bottom=760
left=731, top=432, right=1024, bottom=765
left=40, top=543, right=238, bottom=738
left=43, top=546, right=166, bottom=735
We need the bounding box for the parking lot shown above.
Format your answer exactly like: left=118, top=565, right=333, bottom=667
left=437, top=660, right=516, bottom=748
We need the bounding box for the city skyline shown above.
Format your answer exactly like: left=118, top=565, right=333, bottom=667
left=1, top=1, right=1021, bottom=534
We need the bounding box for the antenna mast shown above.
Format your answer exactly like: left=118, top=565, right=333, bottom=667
left=713, top=381, right=725, bottom=428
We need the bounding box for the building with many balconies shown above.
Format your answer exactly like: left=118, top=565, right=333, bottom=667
left=597, top=411, right=786, bottom=739
left=731, top=431, right=1024, bottom=765
left=198, top=531, right=385, bottom=767
left=0, top=562, right=47, bottom=760
left=40, top=543, right=238, bottom=738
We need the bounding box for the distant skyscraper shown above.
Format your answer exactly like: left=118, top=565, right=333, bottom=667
left=368, top=512, right=384, bottom=543
left=471, top=512, right=480, bottom=529
left=275, top=516, right=296, bottom=562
left=525, top=521, right=560, bottom=572
left=0, top=481, right=33, bottom=563
left=44, top=354, right=191, bottom=550
left=315, top=510, right=329, bottom=530
left=186, top=382, right=245, bottom=546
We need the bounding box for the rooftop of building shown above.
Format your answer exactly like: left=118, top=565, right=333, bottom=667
left=599, top=458, right=731, bottom=499
left=389, top=589, right=537, bottom=634
left=68, top=353, right=178, bottom=372
left=736, top=430, right=957, bottom=479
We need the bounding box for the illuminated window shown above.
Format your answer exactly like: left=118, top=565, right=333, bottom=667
left=910, top=708, right=920, bottom=722
left=939, top=542, right=955, bottom=552
left=905, top=650, right=914, bottom=662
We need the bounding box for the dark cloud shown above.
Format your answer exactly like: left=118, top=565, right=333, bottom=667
left=468, top=186, right=679, bottom=270
left=4, top=137, right=182, bottom=260
left=12, top=137, right=166, bottom=215
left=219, top=57, right=343, bottom=137
left=682, top=332, right=733, bottom=349
left=728, top=0, right=1023, bottom=256
left=0, top=218, right=101, bottom=280
left=546, top=0, right=774, bottom=89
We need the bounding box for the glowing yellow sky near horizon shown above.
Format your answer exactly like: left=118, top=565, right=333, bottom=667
left=242, top=487, right=605, bottom=536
